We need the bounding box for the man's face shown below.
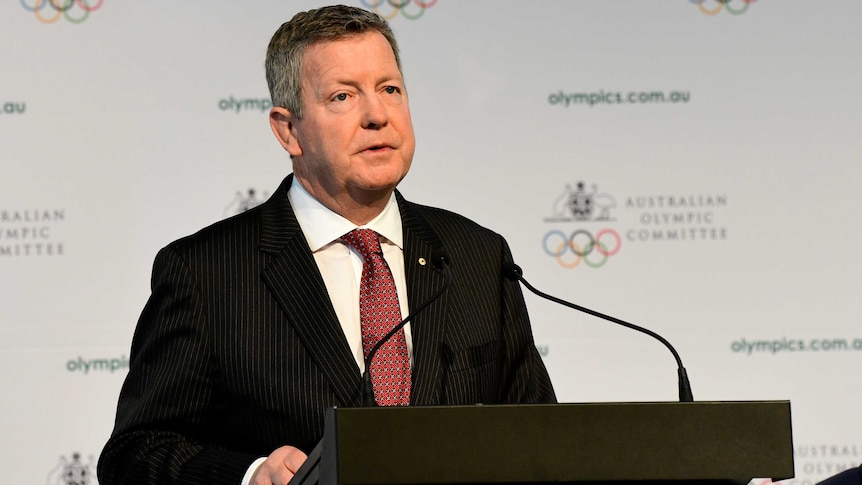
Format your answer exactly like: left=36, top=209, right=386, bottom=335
left=274, top=31, right=415, bottom=211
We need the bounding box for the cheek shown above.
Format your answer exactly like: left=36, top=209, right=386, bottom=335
left=325, top=119, right=360, bottom=147
left=397, top=109, right=416, bottom=148
left=402, top=127, right=416, bottom=162
left=400, top=105, right=414, bottom=129
left=307, top=124, right=347, bottom=155
left=402, top=138, right=416, bottom=164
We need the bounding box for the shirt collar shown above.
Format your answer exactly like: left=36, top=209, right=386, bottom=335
left=288, top=176, right=403, bottom=252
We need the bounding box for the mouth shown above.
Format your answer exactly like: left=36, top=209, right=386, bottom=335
left=359, top=144, right=393, bottom=154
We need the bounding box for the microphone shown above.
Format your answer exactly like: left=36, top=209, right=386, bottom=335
left=360, top=246, right=452, bottom=407
left=502, top=261, right=694, bottom=402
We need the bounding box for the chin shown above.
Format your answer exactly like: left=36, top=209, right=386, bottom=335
left=356, top=167, right=409, bottom=191
left=356, top=181, right=400, bottom=194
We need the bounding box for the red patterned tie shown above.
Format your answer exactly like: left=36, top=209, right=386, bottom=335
left=342, top=229, right=411, bottom=406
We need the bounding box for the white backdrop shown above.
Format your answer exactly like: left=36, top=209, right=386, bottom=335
left=2, top=1, right=861, bottom=483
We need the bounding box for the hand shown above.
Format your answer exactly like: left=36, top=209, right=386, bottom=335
left=250, top=446, right=308, bottom=485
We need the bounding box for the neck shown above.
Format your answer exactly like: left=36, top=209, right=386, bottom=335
left=333, top=197, right=390, bottom=225
left=295, top=177, right=393, bottom=225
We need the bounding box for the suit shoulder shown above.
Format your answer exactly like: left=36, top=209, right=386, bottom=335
left=406, top=202, right=503, bottom=245
left=163, top=205, right=263, bottom=257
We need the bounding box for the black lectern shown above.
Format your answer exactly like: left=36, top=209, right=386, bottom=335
left=290, top=401, right=793, bottom=485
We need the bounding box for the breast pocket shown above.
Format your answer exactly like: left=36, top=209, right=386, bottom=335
left=441, top=340, right=501, bottom=404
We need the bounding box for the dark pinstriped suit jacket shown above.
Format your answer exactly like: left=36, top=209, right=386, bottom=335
left=98, top=175, right=555, bottom=485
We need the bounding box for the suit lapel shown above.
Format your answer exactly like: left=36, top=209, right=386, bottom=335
left=256, top=179, right=449, bottom=407
left=259, top=176, right=361, bottom=406
left=398, top=195, right=449, bottom=406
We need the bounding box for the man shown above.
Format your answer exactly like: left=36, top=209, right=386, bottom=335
left=98, top=5, right=555, bottom=485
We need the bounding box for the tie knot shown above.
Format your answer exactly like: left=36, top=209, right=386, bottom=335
left=342, top=228, right=382, bottom=259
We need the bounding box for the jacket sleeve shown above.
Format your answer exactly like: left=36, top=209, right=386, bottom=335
left=98, top=245, right=256, bottom=485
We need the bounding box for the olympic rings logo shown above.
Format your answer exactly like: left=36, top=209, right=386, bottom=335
left=360, top=0, right=437, bottom=21
left=20, top=0, right=103, bottom=24
left=542, top=229, right=622, bottom=269
left=689, top=0, right=758, bottom=16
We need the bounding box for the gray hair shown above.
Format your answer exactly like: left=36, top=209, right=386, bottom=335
left=265, top=5, right=402, bottom=119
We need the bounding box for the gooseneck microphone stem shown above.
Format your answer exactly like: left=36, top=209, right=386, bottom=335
left=504, top=262, right=694, bottom=402
left=361, top=249, right=452, bottom=407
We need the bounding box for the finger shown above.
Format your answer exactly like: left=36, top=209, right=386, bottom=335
left=283, top=449, right=308, bottom=473
left=272, top=468, right=295, bottom=485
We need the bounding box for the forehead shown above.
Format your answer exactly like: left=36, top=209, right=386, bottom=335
left=300, top=31, right=399, bottom=81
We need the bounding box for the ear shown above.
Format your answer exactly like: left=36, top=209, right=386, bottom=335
left=269, top=107, right=303, bottom=157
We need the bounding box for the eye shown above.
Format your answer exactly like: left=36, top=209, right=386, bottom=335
left=333, top=93, right=349, bottom=102
left=384, top=86, right=399, bottom=94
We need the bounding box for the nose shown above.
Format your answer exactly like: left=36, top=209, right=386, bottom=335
left=361, top=93, right=388, bottom=129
